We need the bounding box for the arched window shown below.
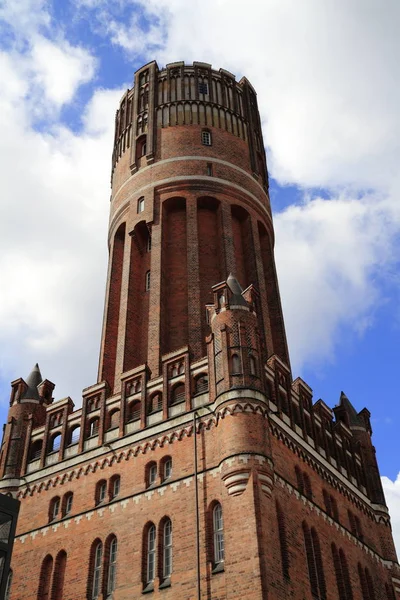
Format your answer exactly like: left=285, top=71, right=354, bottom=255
left=108, top=410, right=120, bottom=430
left=137, top=197, right=145, bottom=213
left=136, top=135, right=147, bottom=160
left=194, top=374, right=208, bottom=395
left=127, top=400, right=141, bottom=422
left=332, top=544, right=353, bottom=600
left=110, top=475, right=120, bottom=499
left=67, top=425, right=80, bottom=446
left=163, top=519, right=172, bottom=579
left=145, top=270, right=151, bottom=291
left=5, top=569, right=12, bottom=600
left=276, top=501, right=289, bottom=579
left=88, top=418, right=99, bottom=438
left=29, top=439, right=43, bottom=461
left=146, top=524, right=156, bottom=585
left=38, top=554, right=53, bottom=600
left=162, top=457, right=172, bottom=481
left=96, top=480, right=107, bottom=505
left=170, top=383, right=185, bottom=405
left=91, top=541, right=103, bottom=600
left=231, top=353, right=241, bottom=375
left=148, top=393, right=162, bottom=414
left=52, top=550, right=67, bottom=600
left=213, top=503, right=224, bottom=565
left=49, top=433, right=62, bottom=453
left=201, top=130, right=212, bottom=146
left=302, top=522, right=326, bottom=600
left=63, top=492, right=73, bottom=517
left=49, top=497, right=60, bottom=522
left=147, top=462, right=157, bottom=488
left=106, top=537, right=118, bottom=596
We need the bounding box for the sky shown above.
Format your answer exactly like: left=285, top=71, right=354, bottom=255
left=0, top=0, right=399, bottom=550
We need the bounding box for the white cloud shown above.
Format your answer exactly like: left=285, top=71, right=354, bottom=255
left=382, top=474, right=400, bottom=555
left=30, top=36, right=96, bottom=107
left=0, top=41, right=123, bottom=401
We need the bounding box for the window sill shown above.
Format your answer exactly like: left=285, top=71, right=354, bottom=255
left=159, top=578, right=171, bottom=589
left=142, top=582, right=154, bottom=594
left=212, top=562, right=224, bottom=574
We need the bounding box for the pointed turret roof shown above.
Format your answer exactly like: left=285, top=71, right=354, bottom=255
left=337, top=391, right=364, bottom=428
left=21, top=363, right=43, bottom=401
left=226, top=274, right=248, bottom=306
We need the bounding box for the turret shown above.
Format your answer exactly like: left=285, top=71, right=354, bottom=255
left=0, top=365, right=54, bottom=489
left=334, top=391, right=397, bottom=562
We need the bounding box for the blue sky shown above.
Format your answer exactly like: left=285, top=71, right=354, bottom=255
left=0, top=0, right=399, bottom=546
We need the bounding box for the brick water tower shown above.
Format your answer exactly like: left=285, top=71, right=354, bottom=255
left=0, top=61, right=399, bottom=600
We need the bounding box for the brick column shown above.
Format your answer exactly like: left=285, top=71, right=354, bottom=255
left=186, top=194, right=202, bottom=360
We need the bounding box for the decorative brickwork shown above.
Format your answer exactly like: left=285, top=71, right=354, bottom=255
left=0, top=61, right=399, bottom=600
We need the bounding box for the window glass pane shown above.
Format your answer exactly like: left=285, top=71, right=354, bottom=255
left=93, top=543, right=102, bottom=599
left=147, top=526, right=156, bottom=582
left=149, top=465, right=157, bottom=486
left=164, top=459, right=172, bottom=480
left=65, top=494, right=73, bottom=515
left=107, top=538, right=117, bottom=593
left=163, top=520, right=172, bottom=578
left=213, top=504, right=224, bottom=563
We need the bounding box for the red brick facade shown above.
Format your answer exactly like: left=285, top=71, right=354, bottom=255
left=0, top=60, right=399, bottom=600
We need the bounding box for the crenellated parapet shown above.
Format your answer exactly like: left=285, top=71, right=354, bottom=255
left=112, top=61, right=268, bottom=190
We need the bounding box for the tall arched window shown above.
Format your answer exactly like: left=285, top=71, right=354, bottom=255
left=276, top=501, right=289, bottom=579
left=147, top=524, right=156, bottom=584
left=63, top=492, right=73, bottom=517
left=106, top=537, right=118, bottom=596
left=37, top=554, right=53, bottom=600
left=52, top=550, right=67, bottom=600
left=110, top=475, right=120, bottom=499
left=91, top=542, right=103, bottom=600
left=163, top=519, right=172, bottom=579
left=213, top=503, right=224, bottom=565
left=332, top=544, right=353, bottom=600
left=358, top=564, right=377, bottom=600
left=49, top=497, right=60, bottom=522
left=302, top=522, right=326, bottom=600
left=96, top=480, right=107, bottom=505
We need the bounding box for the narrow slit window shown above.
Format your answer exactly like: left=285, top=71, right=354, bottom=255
left=145, top=270, right=151, bottom=291
left=138, top=197, right=145, bottom=213
left=213, top=503, right=224, bottom=564
left=163, top=519, right=172, bottom=579
left=147, top=525, right=156, bottom=583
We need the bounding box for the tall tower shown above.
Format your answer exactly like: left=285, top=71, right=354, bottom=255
left=98, top=60, right=289, bottom=395
left=1, top=62, right=400, bottom=600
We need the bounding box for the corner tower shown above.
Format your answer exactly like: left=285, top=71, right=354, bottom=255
left=98, top=60, right=289, bottom=394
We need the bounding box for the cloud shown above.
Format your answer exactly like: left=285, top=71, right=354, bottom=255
left=0, top=6, right=123, bottom=401
left=30, top=36, right=96, bottom=107
left=382, top=474, right=400, bottom=555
